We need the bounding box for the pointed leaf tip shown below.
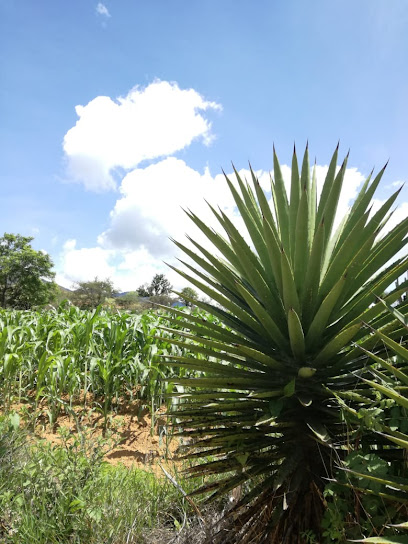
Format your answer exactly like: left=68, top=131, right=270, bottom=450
left=231, top=162, right=239, bottom=174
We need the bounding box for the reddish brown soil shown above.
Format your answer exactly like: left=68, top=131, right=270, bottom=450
left=9, top=397, right=185, bottom=476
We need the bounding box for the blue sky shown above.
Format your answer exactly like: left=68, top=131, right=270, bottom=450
left=1, top=0, right=408, bottom=291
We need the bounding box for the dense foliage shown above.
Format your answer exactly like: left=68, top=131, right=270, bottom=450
left=0, top=412, right=198, bottom=544
left=71, top=277, right=117, bottom=309
left=138, top=274, right=173, bottom=297
left=330, top=300, right=408, bottom=544
left=161, top=145, right=408, bottom=543
left=0, top=233, right=56, bottom=309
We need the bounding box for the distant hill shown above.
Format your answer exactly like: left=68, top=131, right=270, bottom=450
left=57, top=285, right=72, bottom=293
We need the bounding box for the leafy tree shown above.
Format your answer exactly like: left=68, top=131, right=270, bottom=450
left=136, top=284, right=150, bottom=297
left=71, top=277, right=117, bottom=309
left=114, top=291, right=151, bottom=312
left=137, top=274, right=172, bottom=297
left=162, top=145, right=408, bottom=543
left=180, top=286, right=198, bottom=307
left=0, top=233, right=56, bottom=309
left=115, top=291, right=140, bottom=307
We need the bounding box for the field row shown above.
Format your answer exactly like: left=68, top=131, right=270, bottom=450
left=0, top=305, right=209, bottom=426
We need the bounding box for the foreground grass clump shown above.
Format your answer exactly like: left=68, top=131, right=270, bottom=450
left=0, top=413, right=199, bottom=544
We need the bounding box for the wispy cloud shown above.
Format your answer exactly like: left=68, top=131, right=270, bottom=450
left=96, top=3, right=111, bottom=18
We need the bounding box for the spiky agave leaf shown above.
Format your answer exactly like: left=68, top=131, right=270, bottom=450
left=329, top=300, right=408, bottom=541
left=161, top=145, right=408, bottom=543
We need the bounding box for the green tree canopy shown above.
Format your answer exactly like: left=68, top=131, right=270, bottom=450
left=71, top=277, right=117, bottom=309
left=137, top=274, right=173, bottom=297
left=179, top=286, right=198, bottom=307
left=0, top=233, right=56, bottom=309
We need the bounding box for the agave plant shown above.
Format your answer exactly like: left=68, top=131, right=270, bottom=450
left=160, top=144, right=408, bottom=543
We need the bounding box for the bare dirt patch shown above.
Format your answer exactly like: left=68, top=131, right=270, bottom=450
left=10, top=397, right=186, bottom=476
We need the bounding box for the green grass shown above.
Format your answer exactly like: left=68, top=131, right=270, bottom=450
left=0, top=413, right=204, bottom=544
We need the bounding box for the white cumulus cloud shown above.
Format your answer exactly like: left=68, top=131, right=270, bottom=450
left=58, top=82, right=406, bottom=292
left=63, top=81, right=221, bottom=191
left=56, top=239, right=116, bottom=288
left=55, top=157, right=386, bottom=293
left=97, top=158, right=248, bottom=255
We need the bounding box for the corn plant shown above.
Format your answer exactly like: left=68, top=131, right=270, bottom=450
left=0, top=305, right=209, bottom=431
left=160, top=144, right=408, bottom=543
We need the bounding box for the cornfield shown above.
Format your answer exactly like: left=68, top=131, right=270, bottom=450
left=0, top=304, right=207, bottom=427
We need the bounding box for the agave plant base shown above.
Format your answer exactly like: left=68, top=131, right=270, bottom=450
left=222, top=464, right=327, bottom=543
